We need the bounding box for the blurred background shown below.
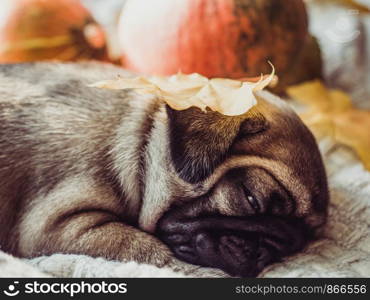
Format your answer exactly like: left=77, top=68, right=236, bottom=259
left=0, top=0, right=368, bottom=100
left=0, top=0, right=369, bottom=168
left=88, top=0, right=370, bottom=104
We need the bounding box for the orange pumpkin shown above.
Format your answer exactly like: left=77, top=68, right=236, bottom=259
left=0, top=0, right=108, bottom=63
left=118, top=0, right=308, bottom=78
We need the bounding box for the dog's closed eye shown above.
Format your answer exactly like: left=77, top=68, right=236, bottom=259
left=242, top=184, right=261, bottom=213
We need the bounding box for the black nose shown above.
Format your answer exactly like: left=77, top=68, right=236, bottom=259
left=194, top=231, right=261, bottom=277
left=156, top=210, right=309, bottom=277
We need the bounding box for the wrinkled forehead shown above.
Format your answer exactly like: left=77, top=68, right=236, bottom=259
left=140, top=91, right=328, bottom=232
left=251, top=90, right=319, bottom=161
left=240, top=90, right=327, bottom=206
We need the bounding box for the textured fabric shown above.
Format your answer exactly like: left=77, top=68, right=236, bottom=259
left=0, top=251, right=48, bottom=277
left=27, top=255, right=186, bottom=278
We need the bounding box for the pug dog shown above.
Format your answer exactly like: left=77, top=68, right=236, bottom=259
left=0, top=62, right=329, bottom=277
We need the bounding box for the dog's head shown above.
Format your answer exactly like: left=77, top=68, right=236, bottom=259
left=139, top=90, right=328, bottom=277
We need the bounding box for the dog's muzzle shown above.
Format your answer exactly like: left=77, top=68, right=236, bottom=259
left=156, top=205, right=311, bottom=277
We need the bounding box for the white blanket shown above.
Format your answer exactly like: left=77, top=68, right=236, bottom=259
left=1, top=141, right=370, bottom=278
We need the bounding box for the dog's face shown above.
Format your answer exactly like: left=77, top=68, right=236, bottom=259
left=139, top=90, right=328, bottom=277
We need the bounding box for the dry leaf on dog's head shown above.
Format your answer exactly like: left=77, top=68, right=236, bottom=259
left=90, top=68, right=276, bottom=116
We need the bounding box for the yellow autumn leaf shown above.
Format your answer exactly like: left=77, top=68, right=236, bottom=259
left=334, top=110, right=370, bottom=170
left=287, top=80, right=333, bottom=112
left=287, top=80, right=370, bottom=171
left=90, top=68, right=276, bottom=117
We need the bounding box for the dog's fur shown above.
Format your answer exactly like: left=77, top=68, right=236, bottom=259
left=0, top=62, right=328, bottom=277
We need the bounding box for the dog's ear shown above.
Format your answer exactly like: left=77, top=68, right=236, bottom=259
left=166, top=105, right=268, bottom=183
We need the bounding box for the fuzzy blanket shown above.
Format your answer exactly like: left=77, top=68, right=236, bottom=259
left=1, top=141, right=370, bottom=278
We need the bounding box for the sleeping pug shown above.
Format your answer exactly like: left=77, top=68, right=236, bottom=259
left=0, top=62, right=329, bottom=277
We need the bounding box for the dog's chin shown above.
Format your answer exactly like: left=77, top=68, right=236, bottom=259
left=156, top=207, right=310, bottom=277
